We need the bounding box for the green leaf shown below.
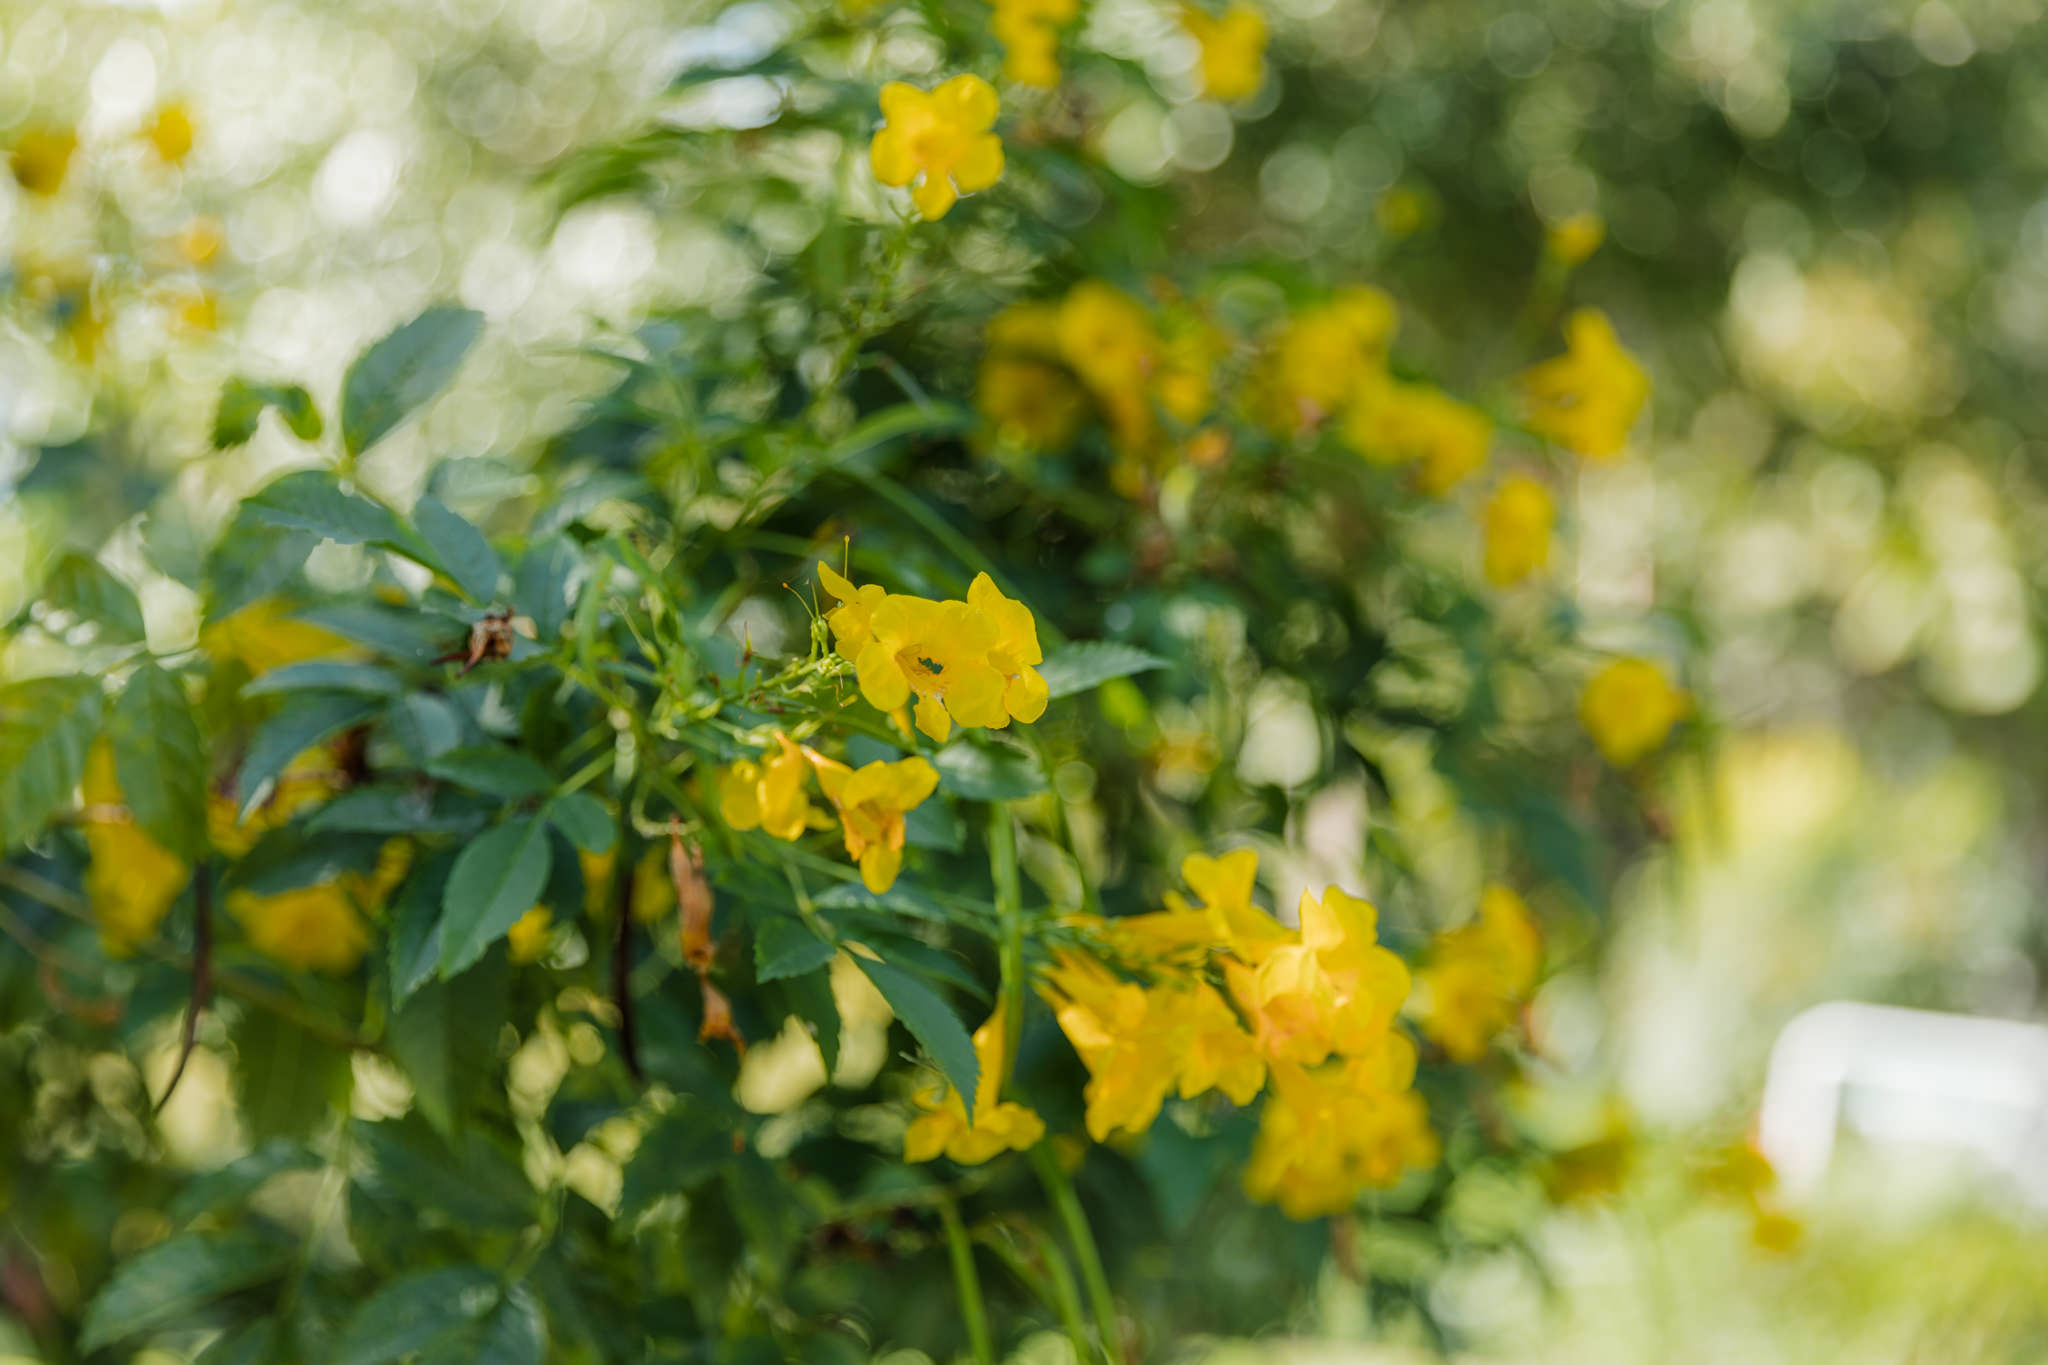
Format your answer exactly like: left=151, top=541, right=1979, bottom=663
left=931, top=741, right=1046, bottom=802
left=471, top=1282, right=546, bottom=1365
left=426, top=747, right=554, bottom=800
left=439, top=817, right=552, bottom=976
left=167, top=1140, right=320, bottom=1224
left=342, top=305, right=484, bottom=456
left=294, top=602, right=462, bottom=663
left=42, top=549, right=147, bottom=641
left=387, top=954, right=506, bottom=1136
left=78, top=1232, right=289, bottom=1351
left=853, top=956, right=977, bottom=1114
left=390, top=852, right=454, bottom=1007
left=779, top=964, right=841, bottom=1074
left=245, top=470, right=408, bottom=548
left=414, top=495, right=502, bottom=603
left=195, top=1319, right=279, bottom=1365
left=236, top=693, right=381, bottom=817
left=513, top=535, right=582, bottom=640
left=240, top=660, right=407, bottom=700
left=1037, top=640, right=1169, bottom=699
left=755, top=913, right=835, bottom=982
left=327, top=1265, right=499, bottom=1365
left=231, top=1013, right=354, bottom=1141
left=544, top=790, right=614, bottom=853
left=109, top=661, right=208, bottom=859
left=619, top=1107, right=733, bottom=1219
left=311, top=785, right=466, bottom=836
left=382, top=694, right=467, bottom=762
left=203, top=506, right=316, bottom=622
left=213, top=378, right=322, bottom=447
left=354, top=1115, right=536, bottom=1231
left=0, top=676, right=103, bottom=849
left=826, top=401, right=975, bottom=465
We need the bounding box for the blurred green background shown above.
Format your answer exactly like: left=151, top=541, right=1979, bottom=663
left=11, top=0, right=2048, bottom=1359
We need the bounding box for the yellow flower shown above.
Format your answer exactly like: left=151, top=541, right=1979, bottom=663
left=804, top=749, right=940, bottom=893
left=1415, top=884, right=1541, bottom=1062
left=718, top=732, right=820, bottom=841
left=991, top=0, right=1077, bottom=86
left=200, top=600, right=349, bottom=677
left=81, top=745, right=190, bottom=957
left=904, top=1012, right=1046, bottom=1163
left=228, top=881, right=371, bottom=975
left=1579, top=656, right=1687, bottom=767
left=146, top=102, right=196, bottom=164
left=1341, top=377, right=1492, bottom=495
left=169, top=290, right=218, bottom=334
left=1158, top=848, right=1289, bottom=962
left=206, top=760, right=344, bottom=860
left=10, top=128, right=76, bottom=197
left=1518, top=308, right=1650, bottom=460
left=1224, top=885, right=1410, bottom=1067
left=1243, top=1038, right=1439, bottom=1219
left=175, top=215, right=225, bottom=267
left=1259, top=287, right=1398, bottom=433
left=979, top=304, right=1088, bottom=450
left=1057, top=280, right=1162, bottom=454
left=1482, top=474, right=1555, bottom=586
left=507, top=906, right=554, bottom=964
left=1039, top=953, right=1178, bottom=1140
left=870, top=75, right=1004, bottom=221
left=340, top=838, right=412, bottom=911
left=817, top=564, right=1048, bottom=742
left=1546, top=211, right=1604, bottom=267
left=1181, top=4, right=1268, bottom=103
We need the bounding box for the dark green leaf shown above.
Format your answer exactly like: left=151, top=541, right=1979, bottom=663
left=1037, top=640, right=1169, bottom=699
left=426, top=747, right=554, bottom=800
left=779, top=965, right=841, bottom=1075
left=109, top=661, right=207, bottom=859
left=42, top=550, right=146, bottom=641
left=931, top=741, right=1045, bottom=802
left=341, top=305, right=484, bottom=456
left=354, top=1116, right=535, bottom=1231
left=310, top=785, right=450, bottom=836
left=235, top=693, right=380, bottom=817
left=167, top=1141, right=321, bottom=1224
left=204, top=506, right=316, bottom=622
left=853, top=956, right=977, bottom=1114
left=244, top=469, right=408, bottom=548
left=513, top=536, right=582, bottom=640
left=754, top=913, right=835, bottom=982
left=472, top=1282, right=546, bottom=1365
left=78, top=1232, right=289, bottom=1351
left=414, top=495, right=502, bottom=603
left=240, top=660, right=406, bottom=699
left=231, top=1013, right=354, bottom=1141
left=195, top=1319, right=280, bottom=1365
left=327, top=1265, right=499, bottom=1365
left=0, top=675, right=103, bottom=849
left=903, top=798, right=963, bottom=852
left=295, top=602, right=462, bottom=663
left=439, top=818, right=552, bottom=976
left=619, top=1107, right=733, bottom=1219
left=382, top=694, right=467, bottom=761
left=544, top=790, right=613, bottom=853
left=213, top=378, right=322, bottom=447
left=390, top=851, right=454, bottom=1007
left=387, top=953, right=507, bottom=1136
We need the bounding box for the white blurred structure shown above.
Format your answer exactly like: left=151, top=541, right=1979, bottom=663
left=1758, top=1002, right=2048, bottom=1205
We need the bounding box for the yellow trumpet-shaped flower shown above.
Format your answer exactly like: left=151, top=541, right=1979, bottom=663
left=1258, top=287, right=1399, bottom=433
left=1518, top=308, right=1650, bottom=460
left=870, top=75, right=1004, bottom=221
left=1415, top=884, right=1541, bottom=1062
left=804, top=749, right=940, bottom=893
left=904, top=1012, right=1046, bottom=1163
left=1243, top=1038, right=1440, bottom=1219
left=978, top=311, right=1088, bottom=451
left=991, top=0, right=1078, bottom=86
left=81, top=745, right=190, bottom=957
left=818, top=564, right=1048, bottom=742
left=1342, top=377, right=1493, bottom=496
left=1482, top=474, right=1555, bottom=586
left=507, top=906, right=554, bottom=964
left=10, top=127, right=76, bottom=197
left=1159, top=848, right=1289, bottom=962
left=718, top=732, right=821, bottom=841
left=228, top=880, right=371, bottom=975
left=1224, top=885, right=1410, bottom=1067
left=1181, top=4, right=1268, bottom=104
left=1580, top=656, right=1687, bottom=767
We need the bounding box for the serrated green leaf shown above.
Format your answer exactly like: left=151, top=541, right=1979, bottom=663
left=42, top=549, right=146, bottom=641
left=513, top=536, right=582, bottom=640
left=779, top=964, right=841, bottom=1075
left=755, top=913, right=835, bottom=982
left=381, top=693, right=467, bottom=762
left=0, top=675, right=103, bottom=849
left=425, top=747, right=554, bottom=800
left=240, top=660, right=406, bottom=700
left=294, top=602, right=462, bottom=663
left=853, top=956, right=978, bottom=1115
left=471, top=1282, right=546, bottom=1365
left=235, top=693, right=380, bottom=817
left=213, top=378, right=322, bottom=448
left=231, top=1013, right=354, bottom=1142
left=544, top=790, right=613, bottom=853
left=619, top=1107, right=733, bottom=1219
left=439, top=818, right=551, bottom=976
left=310, top=785, right=455, bottom=836
left=109, top=661, right=207, bottom=859
left=1037, top=640, right=1168, bottom=699
left=342, top=305, right=484, bottom=456
left=327, top=1265, right=499, bottom=1365
left=931, top=741, right=1046, bottom=802
left=414, top=495, right=502, bottom=604
left=78, top=1232, right=289, bottom=1351
left=245, top=469, right=408, bottom=548
left=203, top=506, right=316, bottom=623
left=387, top=953, right=506, bottom=1137
left=390, top=851, right=455, bottom=1007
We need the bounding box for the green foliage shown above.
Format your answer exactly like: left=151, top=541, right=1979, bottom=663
left=212, top=379, right=322, bottom=448
left=340, top=306, right=484, bottom=457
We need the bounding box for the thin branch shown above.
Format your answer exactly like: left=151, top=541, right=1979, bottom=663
left=154, top=859, right=212, bottom=1114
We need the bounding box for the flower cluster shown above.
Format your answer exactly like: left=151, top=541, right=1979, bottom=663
left=1180, top=3, right=1269, bottom=103
left=1038, top=850, right=1438, bottom=1216
left=718, top=730, right=941, bottom=893
left=1518, top=308, right=1651, bottom=459
left=1414, top=884, right=1542, bottom=1063
left=991, top=0, right=1077, bottom=86
left=904, top=1012, right=1047, bottom=1162
left=1482, top=472, right=1557, bottom=586
left=1580, top=656, right=1688, bottom=768
left=869, top=75, right=1004, bottom=221
left=818, top=563, right=1048, bottom=743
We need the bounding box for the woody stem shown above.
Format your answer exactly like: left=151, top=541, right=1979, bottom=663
left=988, top=803, right=1024, bottom=1090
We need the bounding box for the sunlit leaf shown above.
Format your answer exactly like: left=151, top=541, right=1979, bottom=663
left=341, top=305, right=484, bottom=457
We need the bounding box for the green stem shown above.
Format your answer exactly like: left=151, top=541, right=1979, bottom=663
left=988, top=804, right=1025, bottom=1087
left=979, top=1223, right=1094, bottom=1364
left=1031, top=1144, right=1122, bottom=1365
left=940, top=1197, right=996, bottom=1365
